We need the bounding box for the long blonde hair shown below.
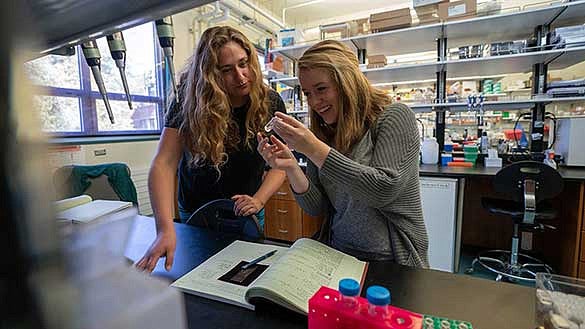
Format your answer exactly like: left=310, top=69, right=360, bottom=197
left=178, top=26, right=270, bottom=168
left=298, top=40, right=391, bottom=154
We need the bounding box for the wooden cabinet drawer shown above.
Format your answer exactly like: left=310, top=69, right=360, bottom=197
left=265, top=199, right=302, bottom=241
left=302, top=212, right=324, bottom=238
left=579, top=262, right=585, bottom=279
left=581, top=231, right=585, bottom=262
left=272, top=179, right=295, bottom=201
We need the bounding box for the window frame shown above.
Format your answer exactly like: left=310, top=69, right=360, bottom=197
left=37, top=23, right=167, bottom=138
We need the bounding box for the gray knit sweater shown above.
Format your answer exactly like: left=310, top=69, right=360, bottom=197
left=294, top=103, right=429, bottom=268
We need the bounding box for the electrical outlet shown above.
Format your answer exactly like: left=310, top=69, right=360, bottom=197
left=94, top=149, right=107, bottom=156
left=521, top=232, right=533, bottom=250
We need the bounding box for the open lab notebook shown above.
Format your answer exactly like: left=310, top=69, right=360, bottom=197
left=55, top=195, right=133, bottom=224
left=171, top=239, right=367, bottom=315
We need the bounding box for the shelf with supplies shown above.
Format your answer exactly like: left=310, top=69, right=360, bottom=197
left=440, top=96, right=585, bottom=112
left=268, top=76, right=300, bottom=88
left=444, top=45, right=585, bottom=78
left=349, top=22, right=442, bottom=57
left=443, top=2, right=576, bottom=50
left=270, top=0, right=585, bottom=62
left=268, top=45, right=585, bottom=94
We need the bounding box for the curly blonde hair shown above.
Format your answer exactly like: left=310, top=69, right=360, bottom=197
left=178, top=26, right=270, bottom=168
left=298, top=40, right=391, bottom=154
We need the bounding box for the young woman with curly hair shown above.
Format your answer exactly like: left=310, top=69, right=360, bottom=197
left=137, top=26, right=286, bottom=272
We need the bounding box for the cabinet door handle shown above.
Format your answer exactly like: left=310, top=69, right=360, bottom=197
left=276, top=192, right=288, bottom=196
left=278, top=229, right=289, bottom=234
left=277, top=209, right=288, bottom=214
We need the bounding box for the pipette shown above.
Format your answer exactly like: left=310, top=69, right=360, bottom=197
left=81, top=40, right=115, bottom=124
left=107, top=32, right=133, bottom=109
left=155, top=17, right=178, bottom=98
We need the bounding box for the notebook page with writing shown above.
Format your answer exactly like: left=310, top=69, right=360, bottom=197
left=171, top=240, right=288, bottom=310
left=245, top=238, right=366, bottom=314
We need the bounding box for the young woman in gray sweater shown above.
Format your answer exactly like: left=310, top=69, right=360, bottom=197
left=257, top=40, right=429, bottom=267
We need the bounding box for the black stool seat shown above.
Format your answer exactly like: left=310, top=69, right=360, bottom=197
left=466, top=161, right=563, bottom=282
left=481, top=198, right=557, bottom=221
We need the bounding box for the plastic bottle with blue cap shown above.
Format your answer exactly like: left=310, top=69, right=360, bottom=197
left=366, top=285, right=391, bottom=318
left=338, top=278, right=360, bottom=310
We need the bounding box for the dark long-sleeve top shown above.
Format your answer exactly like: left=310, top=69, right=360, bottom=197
left=294, top=103, right=429, bottom=267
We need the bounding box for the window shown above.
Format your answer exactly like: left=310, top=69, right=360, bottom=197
left=24, top=22, right=166, bottom=137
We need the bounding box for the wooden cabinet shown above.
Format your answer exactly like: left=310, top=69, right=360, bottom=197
left=578, top=184, right=585, bottom=278
left=265, top=199, right=302, bottom=241
left=581, top=231, right=585, bottom=265
left=580, top=230, right=585, bottom=279
left=265, top=179, right=324, bottom=242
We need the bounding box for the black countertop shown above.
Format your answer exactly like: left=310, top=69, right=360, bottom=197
left=419, top=164, right=585, bottom=181
left=125, top=216, right=536, bottom=329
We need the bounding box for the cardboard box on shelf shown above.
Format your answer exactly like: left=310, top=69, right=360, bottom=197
left=370, top=18, right=412, bottom=32
left=415, top=2, right=441, bottom=24
left=366, top=63, right=386, bottom=69
left=438, top=0, right=477, bottom=21
left=367, top=54, right=387, bottom=64
left=418, top=13, right=441, bottom=24
left=414, top=2, right=443, bottom=15
left=370, top=8, right=411, bottom=22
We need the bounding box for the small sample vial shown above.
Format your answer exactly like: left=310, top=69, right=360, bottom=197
left=338, top=278, right=360, bottom=310
left=264, top=117, right=277, bottom=136
left=366, top=285, right=391, bottom=318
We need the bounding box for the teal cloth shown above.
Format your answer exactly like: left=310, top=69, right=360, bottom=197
left=64, top=163, right=138, bottom=205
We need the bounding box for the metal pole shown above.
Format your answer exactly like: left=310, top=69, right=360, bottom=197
left=435, top=37, right=447, bottom=155
left=530, top=25, right=548, bottom=156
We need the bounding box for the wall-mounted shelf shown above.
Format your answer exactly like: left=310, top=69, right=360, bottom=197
left=444, top=46, right=585, bottom=78
left=271, top=40, right=356, bottom=62
left=409, top=103, right=438, bottom=113
left=270, top=0, right=585, bottom=62
left=350, top=23, right=442, bottom=57
left=443, top=96, right=585, bottom=112
left=268, top=45, right=585, bottom=89
left=363, top=62, right=441, bottom=84
left=444, top=5, right=563, bottom=50
left=269, top=76, right=299, bottom=88
left=552, top=0, right=585, bottom=27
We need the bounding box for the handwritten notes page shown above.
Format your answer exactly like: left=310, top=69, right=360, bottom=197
left=172, top=240, right=287, bottom=310
left=246, top=238, right=366, bottom=314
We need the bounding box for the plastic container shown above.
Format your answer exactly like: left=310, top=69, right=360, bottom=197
left=504, top=129, right=524, bottom=140
left=463, top=144, right=479, bottom=153
left=444, top=143, right=454, bottom=152
left=441, top=153, right=453, bottom=166
left=535, top=273, right=585, bottom=329
left=338, top=278, right=360, bottom=310
left=484, top=157, right=502, bottom=168
left=366, top=285, right=391, bottom=318
left=463, top=144, right=479, bottom=164
left=421, top=137, right=439, bottom=164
